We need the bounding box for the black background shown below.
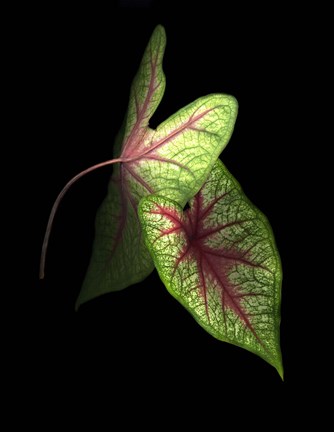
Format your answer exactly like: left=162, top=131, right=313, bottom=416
left=19, top=0, right=310, bottom=416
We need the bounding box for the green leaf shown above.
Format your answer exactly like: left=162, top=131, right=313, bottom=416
left=77, top=26, right=238, bottom=308
left=139, top=160, right=283, bottom=378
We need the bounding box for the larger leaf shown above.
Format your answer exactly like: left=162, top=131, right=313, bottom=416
left=77, top=25, right=238, bottom=308
left=139, top=160, right=283, bottom=377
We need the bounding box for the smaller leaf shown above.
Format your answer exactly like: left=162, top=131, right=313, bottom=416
left=139, top=160, right=283, bottom=378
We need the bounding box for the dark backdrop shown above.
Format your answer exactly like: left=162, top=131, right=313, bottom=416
left=21, top=0, right=306, bottom=416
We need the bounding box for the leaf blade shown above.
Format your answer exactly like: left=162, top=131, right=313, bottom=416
left=122, top=25, right=166, bottom=157
left=77, top=26, right=238, bottom=308
left=76, top=165, right=154, bottom=308
left=139, top=160, right=283, bottom=377
left=131, top=93, right=238, bottom=205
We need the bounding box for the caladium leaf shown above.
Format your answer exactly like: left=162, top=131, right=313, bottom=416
left=139, top=160, right=283, bottom=377
left=77, top=25, right=238, bottom=308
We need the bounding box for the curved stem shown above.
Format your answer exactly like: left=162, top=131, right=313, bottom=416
left=39, top=157, right=125, bottom=279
